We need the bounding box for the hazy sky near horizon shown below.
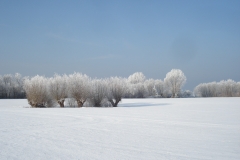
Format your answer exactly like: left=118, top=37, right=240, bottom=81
left=0, top=0, right=240, bottom=90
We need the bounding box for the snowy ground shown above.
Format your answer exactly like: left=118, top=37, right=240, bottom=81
left=0, top=98, right=239, bottom=160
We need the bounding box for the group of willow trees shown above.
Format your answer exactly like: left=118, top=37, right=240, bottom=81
left=23, top=73, right=125, bottom=108
left=23, top=69, right=187, bottom=108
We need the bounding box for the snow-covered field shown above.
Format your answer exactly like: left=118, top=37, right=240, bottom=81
left=0, top=98, right=239, bottom=160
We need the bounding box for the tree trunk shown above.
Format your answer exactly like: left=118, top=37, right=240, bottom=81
left=109, top=99, right=120, bottom=107
left=109, top=99, right=115, bottom=107
left=58, top=99, right=65, bottom=108
left=171, top=92, right=176, bottom=98
left=77, top=100, right=84, bottom=107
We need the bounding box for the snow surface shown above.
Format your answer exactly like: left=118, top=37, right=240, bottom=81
left=0, top=98, right=240, bottom=160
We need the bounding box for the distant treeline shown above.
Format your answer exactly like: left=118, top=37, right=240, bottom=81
left=194, top=80, right=240, bottom=97
left=0, top=73, right=25, bottom=99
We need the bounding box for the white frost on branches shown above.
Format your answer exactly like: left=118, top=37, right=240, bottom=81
left=128, top=72, right=146, bottom=84
left=68, top=72, right=91, bottom=107
left=48, top=74, right=68, bottom=107
left=4, top=68, right=239, bottom=108
left=164, top=69, right=186, bottom=98
left=24, top=75, right=53, bottom=107
left=106, top=77, right=126, bottom=107
left=194, top=79, right=240, bottom=97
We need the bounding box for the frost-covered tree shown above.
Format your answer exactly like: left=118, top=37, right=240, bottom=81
left=125, top=83, right=146, bottom=98
left=128, top=72, right=146, bottom=84
left=154, top=79, right=165, bottom=97
left=106, top=77, right=126, bottom=107
left=219, top=79, right=236, bottom=97
left=194, top=80, right=239, bottom=97
left=68, top=73, right=91, bottom=107
left=90, top=79, right=107, bottom=107
left=0, top=76, right=5, bottom=98
left=49, top=74, right=68, bottom=107
left=144, top=79, right=156, bottom=97
left=194, top=82, right=220, bottom=97
left=24, top=75, right=53, bottom=107
left=2, top=74, right=13, bottom=98
left=127, top=72, right=147, bottom=98
left=124, top=83, right=134, bottom=98
left=164, top=69, right=186, bottom=98
left=0, top=73, right=25, bottom=98
left=12, top=73, right=25, bottom=98
left=208, top=82, right=219, bottom=97
left=194, top=83, right=211, bottom=97
left=133, top=83, right=146, bottom=98
left=236, top=82, right=240, bottom=97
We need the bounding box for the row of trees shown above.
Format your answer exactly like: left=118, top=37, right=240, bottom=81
left=2, top=70, right=239, bottom=108
left=194, top=80, right=240, bottom=97
left=125, top=70, right=187, bottom=98
left=23, top=69, right=187, bottom=107
left=0, top=73, right=25, bottom=98
left=24, top=73, right=126, bottom=108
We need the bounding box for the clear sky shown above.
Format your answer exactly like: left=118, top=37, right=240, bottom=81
left=0, top=0, right=240, bottom=90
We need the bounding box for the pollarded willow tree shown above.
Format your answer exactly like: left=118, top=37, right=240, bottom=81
left=164, top=69, right=186, bottom=98
left=68, top=72, right=91, bottom=107
left=90, top=79, right=107, bottom=107
left=24, top=75, right=53, bottom=107
left=48, top=74, right=68, bottom=107
left=106, top=77, right=126, bottom=107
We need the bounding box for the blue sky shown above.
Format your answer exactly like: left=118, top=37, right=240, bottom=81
left=0, top=0, right=239, bottom=90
